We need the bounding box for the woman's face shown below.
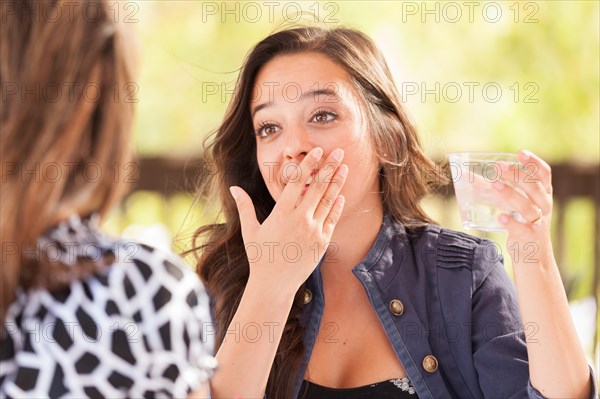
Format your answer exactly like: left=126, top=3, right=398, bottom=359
left=250, top=52, right=382, bottom=215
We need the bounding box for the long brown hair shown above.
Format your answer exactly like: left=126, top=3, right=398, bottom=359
left=190, top=26, right=447, bottom=397
left=0, top=0, right=136, bottom=321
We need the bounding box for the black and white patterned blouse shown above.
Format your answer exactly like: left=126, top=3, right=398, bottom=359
left=0, top=215, right=216, bottom=398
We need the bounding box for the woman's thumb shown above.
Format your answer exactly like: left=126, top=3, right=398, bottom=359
left=229, top=186, right=259, bottom=235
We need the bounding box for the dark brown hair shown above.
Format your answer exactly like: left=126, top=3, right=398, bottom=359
left=0, top=0, right=136, bottom=321
left=190, top=26, right=447, bottom=397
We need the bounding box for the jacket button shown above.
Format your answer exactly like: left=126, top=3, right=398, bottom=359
left=423, top=355, right=438, bottom=373
left=304, top=288, right=313, bottom=304
left=389, top=299, right=404, bottom=316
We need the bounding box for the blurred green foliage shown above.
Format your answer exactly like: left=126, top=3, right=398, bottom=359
left=130, top=1, right=599, bottom=162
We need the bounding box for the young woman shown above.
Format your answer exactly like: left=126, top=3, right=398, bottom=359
left=191, top=27, right=595, bottom=398
left=0, top=1, right=215, bottom=397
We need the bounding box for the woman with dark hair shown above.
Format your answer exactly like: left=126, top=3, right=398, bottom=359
left=191, top=26, right=595, bottom=398
left=0, top=1, right=215, bottom=397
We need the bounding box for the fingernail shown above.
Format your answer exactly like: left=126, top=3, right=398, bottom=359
left=229, top=186, right=239, bottom=199
left=331, top=149, right=344, bottom=161
left=520, top=150, right=531, bottom=160
left=311, top=147, right=323, bottom=159
left=339, top=164, right=348, bottom=177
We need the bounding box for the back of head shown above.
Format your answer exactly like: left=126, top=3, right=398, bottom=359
left=0, top=0, right=136, bottom=320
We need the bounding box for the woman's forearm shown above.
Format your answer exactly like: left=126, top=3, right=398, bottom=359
left=492, top=151, right=592, bottom=397
left=513, top=252, right=592, bottom=398
left=209, top=277, right=296, bottom=399
left=207, top=151, right=346, bottom=397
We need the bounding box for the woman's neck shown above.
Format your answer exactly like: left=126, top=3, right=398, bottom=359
left=321, top=202, right=384, bottom=278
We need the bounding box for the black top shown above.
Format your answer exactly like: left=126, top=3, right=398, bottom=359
left=300, top=377, right=418, bottom=399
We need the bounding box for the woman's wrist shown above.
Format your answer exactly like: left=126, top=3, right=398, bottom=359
left=508, top=237, right=556, bottom=269
left=245, top=273, right=298, bottom=307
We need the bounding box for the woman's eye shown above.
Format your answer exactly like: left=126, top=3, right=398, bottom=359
left=311, top=111, right=336, bottom=124
left=255, top=123, right=281, bottom=138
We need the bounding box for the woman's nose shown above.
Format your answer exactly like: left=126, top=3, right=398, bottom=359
left=282, top=125, right=313, bottom=162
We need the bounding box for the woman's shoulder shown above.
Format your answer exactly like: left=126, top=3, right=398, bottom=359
left=402, top=222, right=499, bottom=256
left=106, top=238, right=203, bottom=293
left=13, top=212, right=211, bottom=330
left=10, top=229, right=211, bottom=331
left=34, top=214, right=205, bottom=294
left=399, top=223, right=504, bottom=286
left=91, top=238, right=212, bottom=327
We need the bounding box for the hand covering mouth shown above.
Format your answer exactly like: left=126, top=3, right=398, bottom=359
left=301, top=173, right=315, bottom=196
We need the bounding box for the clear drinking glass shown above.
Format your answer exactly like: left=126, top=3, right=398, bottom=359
left=448, top=152, right=527, bottom=232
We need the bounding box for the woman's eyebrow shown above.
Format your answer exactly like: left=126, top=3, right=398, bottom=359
left=251, top=88, right=340, bottom=118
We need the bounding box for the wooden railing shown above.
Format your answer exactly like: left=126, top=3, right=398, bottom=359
left=131, top=156, right=599, bottom=358
left=133, top=156, right=599, bottom=273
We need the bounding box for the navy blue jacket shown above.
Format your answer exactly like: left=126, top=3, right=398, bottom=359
left=295, top=212, right=597, bottom=398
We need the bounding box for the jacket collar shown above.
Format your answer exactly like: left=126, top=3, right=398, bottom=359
left=352, top=210, right=407, bottom=275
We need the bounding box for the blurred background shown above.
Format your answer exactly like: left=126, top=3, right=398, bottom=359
left=101, top=1, right=599, bottom=370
